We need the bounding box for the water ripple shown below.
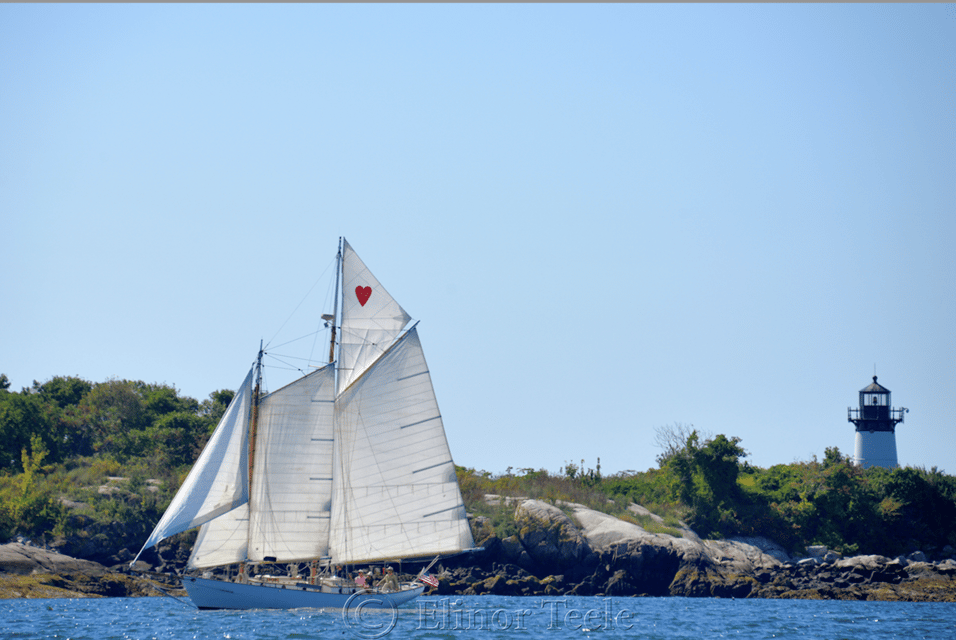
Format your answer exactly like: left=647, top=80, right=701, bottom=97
left=0, top=596, right=954, bottom=640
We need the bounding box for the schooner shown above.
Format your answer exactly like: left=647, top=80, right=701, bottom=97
left=134, top=238, right=474, bottom=609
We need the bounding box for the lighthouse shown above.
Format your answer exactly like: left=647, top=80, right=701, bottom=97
left=847, top=376, right=907, bottom=469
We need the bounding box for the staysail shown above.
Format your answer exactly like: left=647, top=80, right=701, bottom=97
left=135, top=368, right=253, bottom=562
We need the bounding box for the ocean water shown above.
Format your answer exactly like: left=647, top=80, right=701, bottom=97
left=1, top=595, right=954, bottom=640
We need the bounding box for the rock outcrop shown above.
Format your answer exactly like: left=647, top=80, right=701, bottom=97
left=0, top=543, right=107, bottom=576
left=0, top=542, right=182, bottom=599
left=514, top=500, right=589, bottom=571
left=433, top=497, right=956, bottom=602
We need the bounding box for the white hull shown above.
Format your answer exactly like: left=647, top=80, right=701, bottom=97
left=183, top=576, right=425, bottom=610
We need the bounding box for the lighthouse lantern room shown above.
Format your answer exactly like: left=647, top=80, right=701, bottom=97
left=847, top=376, right=907, bottom=469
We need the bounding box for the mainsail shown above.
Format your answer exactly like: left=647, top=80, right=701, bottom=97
left=136, top=238, right=473, bottom=573
left=330, top=327, right=472, bottom=565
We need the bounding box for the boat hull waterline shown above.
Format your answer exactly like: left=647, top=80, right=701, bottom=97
left=183, top=576, right=425, bottom=610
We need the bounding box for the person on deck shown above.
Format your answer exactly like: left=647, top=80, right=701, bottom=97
left=354, top=569, right=368, bottom=587
left=377, top=567, right=399, bottom=592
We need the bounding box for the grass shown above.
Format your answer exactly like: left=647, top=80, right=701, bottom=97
left=457, top=466, right=687, bottom=540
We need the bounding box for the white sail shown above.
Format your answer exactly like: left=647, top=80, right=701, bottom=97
left=136, top=368, right=253, bottom=559
left=329, top=327, right=474, bottom=565
left=189, top=366, right=336, bottom=568
left=248, top=364, right=336, bottom=562
left=188, top=503, right=248, bottom=569
left=141, top=238, right=474, bottom=598
left=337, top=239, right=411, bottom=394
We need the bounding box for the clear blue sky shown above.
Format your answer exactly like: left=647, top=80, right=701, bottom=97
left=2, top=4, right=954, bottom=476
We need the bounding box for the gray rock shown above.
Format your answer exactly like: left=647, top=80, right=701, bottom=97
left=905, top=561, right=938, bottom=579
left=514, top=500, right=590, bottom=571
left=500, top=535, right=525, bottom=564
left=823, top=550, right=843, bottom=563
left=727, top=536, right=791, bottom=564
left=833, top=554, right=892, bottom=571
left=0, top=542, right=107, bottom=576
left=627, top=503, right=667, bottom=525
left=566, top=502, right=783, bottom=579
left=483, top=494, right=527, bottom=507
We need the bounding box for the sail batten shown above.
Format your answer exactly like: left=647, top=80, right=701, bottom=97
left=247, top=364, right=336, bottom=563
left=329, top=327, right=473, bottom=565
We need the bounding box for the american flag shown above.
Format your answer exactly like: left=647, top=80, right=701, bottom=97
left=419, top=573, right=439, bottom=588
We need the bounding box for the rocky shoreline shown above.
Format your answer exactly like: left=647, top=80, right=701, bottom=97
left=430, top=499, right=956, bottom=602
left=2, top=497, right=954, bottom=601
left=0, top=542, right=182, bottom=599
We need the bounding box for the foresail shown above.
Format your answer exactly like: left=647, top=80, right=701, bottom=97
left=135, top=368, right=253, bottom=561
left=247, top=364, right=336, bottom=562
left=188, top=503, right=248, bottom=569
left=337, top=239, right=411, bottom=395
left=329, top=327, right=474, bottom=565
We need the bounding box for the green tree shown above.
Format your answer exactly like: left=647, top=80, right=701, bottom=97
left=661, top=430, right=748, bottom=538
left=151, top=411, right=209, bottom=467
left=35, top=376, right=92, bottom=408
left=0, top=392, right=54, bottom=471
left=200, top=388, right=235, bottom=429
left=143, top=384, right=200, bottom=422
left=8, top=434, right=63, bottom=535
left=77, top=379, right=147, bottom=455
left=823, top=446, right=851, bottom=468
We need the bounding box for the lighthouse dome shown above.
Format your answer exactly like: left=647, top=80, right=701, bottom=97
left=861, top=376, right=890, bottom=394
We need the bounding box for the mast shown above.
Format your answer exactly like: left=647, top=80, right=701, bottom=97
left=249, top=342, right=263, bottom=486
left=328, top=238, right=342, bottom=364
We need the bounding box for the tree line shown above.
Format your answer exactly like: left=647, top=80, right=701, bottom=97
left=2, top=372, right=955, bottom=563
left=0, top=372, right=233, bottom=543
left=0, top=373, right=233, bottom=471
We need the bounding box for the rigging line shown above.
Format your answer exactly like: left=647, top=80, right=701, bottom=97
left=268, top=330, right=325, bottom=352
left=261, top=349, right=334, bottom=379
left=265, top=253, right=338, bottom=350
left=265, top=352, right=327, bottom=365
left=132, top=573, right=194, bottom=608
left=262, top=352, right=310, bottom=378
left=312, top=262, right=339, bottom=368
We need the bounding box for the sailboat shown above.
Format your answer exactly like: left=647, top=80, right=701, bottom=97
left=133, top=238, right=475, bottom=609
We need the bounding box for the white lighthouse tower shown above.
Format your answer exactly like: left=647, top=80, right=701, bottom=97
left=847, top=376, right=907, bottom=469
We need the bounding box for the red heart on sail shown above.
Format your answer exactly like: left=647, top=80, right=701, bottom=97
left=355, top=286, right=372, bottom=307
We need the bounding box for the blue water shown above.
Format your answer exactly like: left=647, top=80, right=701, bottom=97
left=1, top=595, right=954, bottom=640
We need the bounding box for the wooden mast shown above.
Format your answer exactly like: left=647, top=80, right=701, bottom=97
left=238, top=342, right=264, bottom=581
left=249, top=341, right=263, bottom=486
